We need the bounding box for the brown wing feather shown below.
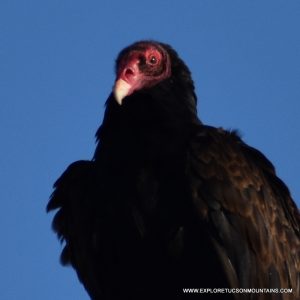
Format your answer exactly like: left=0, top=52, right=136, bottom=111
left=186, top=126, right=300, bottom=299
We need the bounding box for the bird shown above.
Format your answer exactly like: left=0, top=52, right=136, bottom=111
left=47, top=40, right=300, bottom=300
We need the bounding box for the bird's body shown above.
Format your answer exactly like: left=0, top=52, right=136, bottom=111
left=47, top=41, right=300, bottom=300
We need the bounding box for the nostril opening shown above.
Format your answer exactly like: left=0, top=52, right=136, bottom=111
left=120, top=65, right=139, bottom=83
left=124, top=68, right=134, bottom=77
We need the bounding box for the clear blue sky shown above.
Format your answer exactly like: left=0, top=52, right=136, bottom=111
left=1, top=1, right=299, bottom=299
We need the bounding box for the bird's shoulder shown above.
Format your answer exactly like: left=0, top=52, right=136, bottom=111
left=186, top=124, right=299, bottom=226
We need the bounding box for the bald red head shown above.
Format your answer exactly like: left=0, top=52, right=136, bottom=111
left=113, top=41, right=171, bottom=104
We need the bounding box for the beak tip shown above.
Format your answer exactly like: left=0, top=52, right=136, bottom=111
left=113, top=79, right=132, bottom=105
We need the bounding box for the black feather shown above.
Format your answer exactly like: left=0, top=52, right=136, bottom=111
left=47, top=41, right=300, bottom=300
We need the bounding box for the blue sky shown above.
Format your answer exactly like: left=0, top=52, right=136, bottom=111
left=1, top=1, right=299, bottom=299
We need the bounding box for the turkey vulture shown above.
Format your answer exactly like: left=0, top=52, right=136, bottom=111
left=47, top=41, right=300, bottom=300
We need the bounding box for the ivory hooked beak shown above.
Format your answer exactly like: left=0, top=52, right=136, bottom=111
left=113, top=79, right=132, bottom=105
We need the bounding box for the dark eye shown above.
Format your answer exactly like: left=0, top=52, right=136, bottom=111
left=149, top=55, right=158, bottom=65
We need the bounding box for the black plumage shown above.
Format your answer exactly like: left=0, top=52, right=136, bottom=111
left=47, top=41, right=300, bottom=300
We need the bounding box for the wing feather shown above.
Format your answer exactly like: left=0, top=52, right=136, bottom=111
left=47, top=161, right=105, bottom=298
left=186, top=126, right=300, bottom=297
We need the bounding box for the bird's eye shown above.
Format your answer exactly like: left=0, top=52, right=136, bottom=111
left=149, top=55, right=158, bottom=65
